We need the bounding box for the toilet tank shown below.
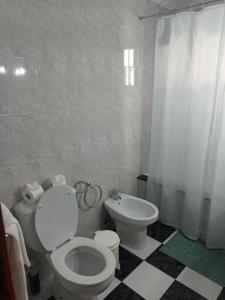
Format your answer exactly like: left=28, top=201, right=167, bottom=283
left=14, top=201, right=44, bottom=252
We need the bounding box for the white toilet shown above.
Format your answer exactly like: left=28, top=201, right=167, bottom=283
left=15, top=185, right=116, bottom=300
left=104, top=193, right=159, bottom=250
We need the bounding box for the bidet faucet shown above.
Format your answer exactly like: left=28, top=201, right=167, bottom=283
left=110, top=189, right=122, bottom=200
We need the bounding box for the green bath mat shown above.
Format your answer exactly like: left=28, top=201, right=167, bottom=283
left=160, top=231, right=225, bottom=287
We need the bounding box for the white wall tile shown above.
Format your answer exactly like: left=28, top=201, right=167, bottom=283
left=7, top=57, right=38, bottom=113
left=0, top=0, right=156, bottom=237
left=0, top=56, right=11, bottom=114
left=0, top=116, right=17, bottom=168
left=0, top=165, right=23, bottom=208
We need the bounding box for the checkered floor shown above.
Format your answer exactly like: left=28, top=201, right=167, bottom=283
left=97, top=222, right=225, bottom=300
left=48, top=222, right=225, bottom=300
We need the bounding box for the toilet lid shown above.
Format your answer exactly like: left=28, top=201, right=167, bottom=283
left=35, top=185, right=78, bottom=251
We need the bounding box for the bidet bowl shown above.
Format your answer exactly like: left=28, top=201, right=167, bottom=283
left=104, top=194, right=159, bottom=250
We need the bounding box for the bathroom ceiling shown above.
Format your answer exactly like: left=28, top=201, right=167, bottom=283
left=150, top=0, right=219, bottom=10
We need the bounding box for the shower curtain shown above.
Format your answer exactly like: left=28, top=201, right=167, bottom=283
left=147, top=3, right=225, bottom=249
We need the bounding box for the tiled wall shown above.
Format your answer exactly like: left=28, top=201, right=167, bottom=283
left=0, top=0, right=157, bottom=236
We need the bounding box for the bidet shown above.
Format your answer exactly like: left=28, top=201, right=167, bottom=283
left=104, top=193, right=158, bottom=249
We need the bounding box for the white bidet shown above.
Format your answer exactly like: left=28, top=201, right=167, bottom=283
left=104, top=193, right=158, bottom=250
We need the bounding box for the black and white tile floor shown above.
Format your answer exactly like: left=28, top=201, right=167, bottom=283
left=49, top=222, right=225, bottom=300
left=98, top=222, right=225, bottom=300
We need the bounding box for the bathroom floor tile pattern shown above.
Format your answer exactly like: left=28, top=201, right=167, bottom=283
left=48, top=222, right=225, bottom=300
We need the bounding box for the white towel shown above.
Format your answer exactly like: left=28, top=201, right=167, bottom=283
left=1, top=202, right=30, bottom=300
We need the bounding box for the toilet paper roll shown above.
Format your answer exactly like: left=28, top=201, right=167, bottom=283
left=50, top=174, right=66, bottom=187
left=22, top=183, right=44, bottom=204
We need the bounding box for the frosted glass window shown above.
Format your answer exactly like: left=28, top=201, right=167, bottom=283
left=124, top=49, right=135, bottom=86
left=125, top=68, right=134, bottom=86
left=124, top=49, right=134, bottom=67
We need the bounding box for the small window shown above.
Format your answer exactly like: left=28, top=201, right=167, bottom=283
left=124, top=49, right=135, bottom=86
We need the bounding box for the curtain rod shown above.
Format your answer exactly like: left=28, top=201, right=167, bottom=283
left=139, top=0, right=224, bottom=20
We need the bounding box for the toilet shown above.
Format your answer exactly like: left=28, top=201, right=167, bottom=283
left=104, top=193, right=159, bottom=250
left=15, top=185, right=116, bottom=300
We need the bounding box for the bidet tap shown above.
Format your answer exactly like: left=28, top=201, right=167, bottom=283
left=110, top=189, right=122, bottom=200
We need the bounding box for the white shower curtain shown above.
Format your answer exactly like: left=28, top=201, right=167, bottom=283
left=147, top=3, right=225, bottom=249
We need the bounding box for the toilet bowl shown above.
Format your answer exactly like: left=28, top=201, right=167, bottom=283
left=15, top=185, right=116, bottom=300
left=104, top=193, right=158, bottom=250
left=51, top=237, right=115, bottom=300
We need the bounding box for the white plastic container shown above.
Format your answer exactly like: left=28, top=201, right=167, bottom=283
left=94, top=230, right=120, bottom=270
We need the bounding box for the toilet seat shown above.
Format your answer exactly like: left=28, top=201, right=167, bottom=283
left=50, top=237, right=116, bottom=285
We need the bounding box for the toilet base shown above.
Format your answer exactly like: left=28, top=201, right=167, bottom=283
left=53, top=279, right=98, bottom=300
left=54, top=293, right=97, bottom=300
left=116, top=221, right=147, bottom=250
left=72, top=296, right=98, bottom=300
